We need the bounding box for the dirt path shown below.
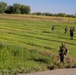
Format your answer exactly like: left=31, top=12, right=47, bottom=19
left=19, top=68, right=76, bottom=75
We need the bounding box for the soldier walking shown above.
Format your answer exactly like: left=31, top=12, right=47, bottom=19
left=65, top=26, right=68, bottom=33
left=70, top=27, right=74, bottom=40
left=59, top=42, right=68, bottom=63
left=52, top=25, right=55, bottom=32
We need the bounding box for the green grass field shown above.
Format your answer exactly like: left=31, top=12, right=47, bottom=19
left=0, top=14, right=76, bottom=74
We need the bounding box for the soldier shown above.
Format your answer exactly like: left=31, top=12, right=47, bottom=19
left=70, top=27, right=74, bottom=40
left=52, top=25, right=55, bottom=32
left=65, top=26, right=68, bottom=33
left=59, top=42, right=68, bottom=63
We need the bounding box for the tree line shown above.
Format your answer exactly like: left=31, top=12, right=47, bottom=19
left=0, top=2, right=31, bottom=14
left=0, top=2, right=76, bottom=18
left=32, top=12, right=76, bottom=18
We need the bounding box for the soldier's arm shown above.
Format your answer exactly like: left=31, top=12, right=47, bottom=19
left=66, top=48, right=69, bottom=55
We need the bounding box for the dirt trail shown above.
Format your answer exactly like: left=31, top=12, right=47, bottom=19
left=19, top=68, right=76, bottom=75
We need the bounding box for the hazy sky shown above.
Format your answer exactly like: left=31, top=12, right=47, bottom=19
left=0, top=0, right=76, bottom=14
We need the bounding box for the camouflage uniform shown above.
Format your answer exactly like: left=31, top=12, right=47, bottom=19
left=52, top=25, right=55, bottom=32
left=70, top=27, right=74, bottom=40
left=59, top=43, right=68, bottom=63
left=65, top=26, right=68, bottom=33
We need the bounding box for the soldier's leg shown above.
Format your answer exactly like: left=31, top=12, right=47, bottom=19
left=60, top=55, right=63, bottom=62
left=61, top=55, right=65, bottom=63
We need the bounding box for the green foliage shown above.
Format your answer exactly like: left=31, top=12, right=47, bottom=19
left=30, top=50, right=51, bottom=64
left=56, top=13, right=66, bottom=17
left=5, top=5, right=14, bottom=14
left=13, top=3, right=21, bottom=10
left=0, top=2, right=7, bottom=13
left=0, top=1, right=31, bottom=14
left=20, top=5, right=31, bottom=14
left=66, top=14, right=76, bottom=18
left=0, top=42, right=51, bottom=73
left=32, top=12, right=76, bottom=18
left=47, top=62, right=64, bottom=70
left=32, top=12, right=42, bottom=15
left=13, top=3, right=22, bottom=14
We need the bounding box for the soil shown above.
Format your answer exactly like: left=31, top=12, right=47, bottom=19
left=18, top=68, right=76, bottom=75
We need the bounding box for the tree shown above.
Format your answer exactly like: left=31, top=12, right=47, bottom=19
left=32, top=12, right=42, bottom=15
left=0, top=2, right=31, bottom=14
left=42, top=12, right=53, bottom=16
left=57, top=13, right=66, bottom=17
left=0, top=2, right=7, bottom=13
left=13, top=3, right=21, bottom=14
left=20, top=5, right=31, bottom=14
left=66, top=14, right=75, bottom=18
left=5, top=5, right=14, bottom=14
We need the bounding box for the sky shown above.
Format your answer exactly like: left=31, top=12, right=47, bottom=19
left=0, top=0, right=76, bottom=14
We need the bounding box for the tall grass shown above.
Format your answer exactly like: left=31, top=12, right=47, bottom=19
left=0, top=42, right=52, bottom=74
